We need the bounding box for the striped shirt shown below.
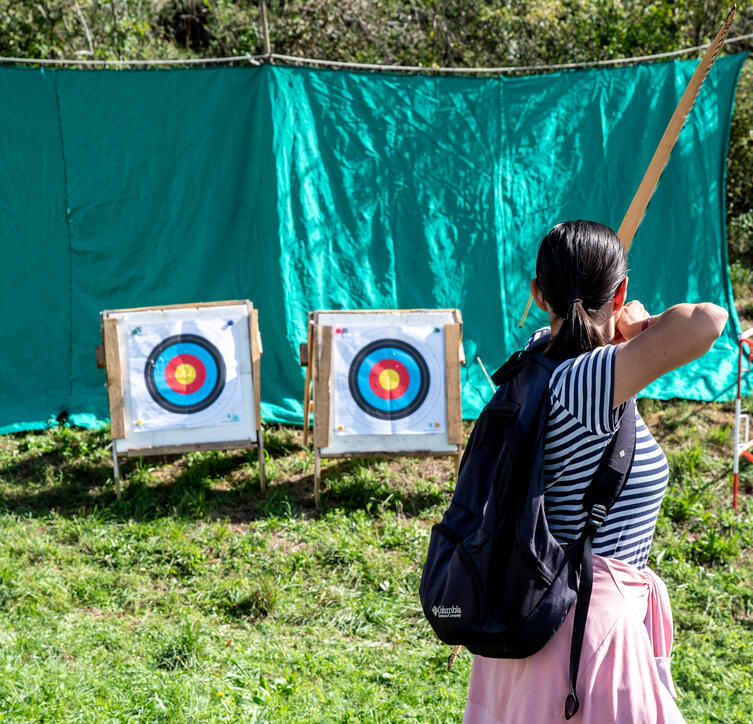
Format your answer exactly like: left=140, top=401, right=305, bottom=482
left=528, top=329, right=669, bottom=569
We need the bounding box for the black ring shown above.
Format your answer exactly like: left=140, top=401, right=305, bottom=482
left=144, top=333, right=226, bottom=414
left=347, top=338, right=430, bottom=421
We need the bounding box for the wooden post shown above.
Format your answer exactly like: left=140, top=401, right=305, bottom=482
left=257, top=428, right=266, bottom=493
left=313, top=326, right=332, bottom=449
left=314, top=447, right=321, bottom=508
left=246, top=303, right=266, bottom=493
left=302, top=317, right=314, bottom=446
left=249, top=306, right=262, bottom=428
left=102, top=318, right=126, bottom=440
left=312, top=324, right=332, bottom=507
left=112, top=448, right=122, bottom=500
left=444, top=324, right=462, bottom=445
left=260, top=1, right=271, bottom=58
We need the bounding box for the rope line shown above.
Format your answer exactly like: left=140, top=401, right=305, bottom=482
left=0, top=53, right=266, bottom=67
left=0, top=32, right=751, bottom=71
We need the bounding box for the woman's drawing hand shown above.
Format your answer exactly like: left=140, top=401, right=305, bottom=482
left=614, top=300, right=649, bottom=344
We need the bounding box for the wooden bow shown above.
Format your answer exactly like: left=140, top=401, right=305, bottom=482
left=518, top=4, right=737, bottom=327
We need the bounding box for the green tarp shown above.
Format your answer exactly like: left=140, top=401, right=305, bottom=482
left=0, top=56, right=748, bottom=433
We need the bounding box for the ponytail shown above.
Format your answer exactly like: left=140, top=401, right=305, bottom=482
left=535, top=220, right=627, bottom=360
left=546, top=300, right=607, bottom=360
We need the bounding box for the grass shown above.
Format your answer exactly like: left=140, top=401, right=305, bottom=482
left=730, top=261, right=753, bottom=330
left=0, top=409, right=752, bottom=722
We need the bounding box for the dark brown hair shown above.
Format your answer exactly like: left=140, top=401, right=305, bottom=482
left=535, top=220, right=628, bottom=360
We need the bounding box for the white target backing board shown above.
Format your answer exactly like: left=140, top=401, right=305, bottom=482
left=311, top=310, right=463, bottom=456
left=333, top=325, right=446, bottom=437
left=100, top=301, right=261, bottom=456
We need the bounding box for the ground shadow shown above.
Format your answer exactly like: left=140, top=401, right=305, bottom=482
left=0, top=427, right=454, bottom=523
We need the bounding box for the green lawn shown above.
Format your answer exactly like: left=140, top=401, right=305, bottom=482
left=0, top=403, right=751, bottom=722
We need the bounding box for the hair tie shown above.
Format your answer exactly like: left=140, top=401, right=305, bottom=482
left=570, top=298, right=584, bottom=307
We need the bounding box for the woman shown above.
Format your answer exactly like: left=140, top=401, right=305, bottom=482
left=463, top=221, right=728, bottom=723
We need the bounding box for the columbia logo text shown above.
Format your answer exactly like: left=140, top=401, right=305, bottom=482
left=432, top=605, right=461, bottom=619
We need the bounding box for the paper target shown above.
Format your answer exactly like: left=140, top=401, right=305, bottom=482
left=144, top=334, right=226, bottom=414
left=348, top=339, right=430, bottom=420
left=126, top=316, right=246, bottom=432
left=333, top=325, right=446, bottom=436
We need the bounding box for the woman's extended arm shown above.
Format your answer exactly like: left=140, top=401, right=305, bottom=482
left=612, top=302, right=729, bottom=408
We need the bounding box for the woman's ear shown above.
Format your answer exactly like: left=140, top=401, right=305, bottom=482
left=613, top=277, right=628, bottom=311
left=531, top=278, right=549, bottom=312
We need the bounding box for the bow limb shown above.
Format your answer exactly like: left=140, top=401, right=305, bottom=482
left=617, top=4, right=736, bottom=249
left=518, top=4, right=737, bottom=328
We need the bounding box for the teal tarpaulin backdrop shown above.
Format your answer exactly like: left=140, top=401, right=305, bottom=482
left=0, top=55, right=748, bottom=433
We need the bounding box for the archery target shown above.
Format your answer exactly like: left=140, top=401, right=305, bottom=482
left=333, top=325, right=446, bottom=436
left=348, top=339, right=429, bottom=420
left=126, top=316, right=246, bottom=432
left=145, top=334, right=226, bottom=414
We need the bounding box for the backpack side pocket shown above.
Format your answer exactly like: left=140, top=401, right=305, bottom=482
left=419, top=523, right=488, bottom=644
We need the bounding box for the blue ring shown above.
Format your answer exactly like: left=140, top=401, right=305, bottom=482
left=355, top=347, right=422, bottom=413
left=144, top=334, right=226, bottom=414
left=152, top=342, right=218, bottom=407
left=347, top=339, right=430, bottom=420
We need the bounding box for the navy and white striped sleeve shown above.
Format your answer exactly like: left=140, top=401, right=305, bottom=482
left=549, top=345, right=626, bottom=436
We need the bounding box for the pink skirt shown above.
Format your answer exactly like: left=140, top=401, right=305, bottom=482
left=463, top=555, right=684, bottom=723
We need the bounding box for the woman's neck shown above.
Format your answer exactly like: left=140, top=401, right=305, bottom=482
left=548, top=309, right=616, bottom=344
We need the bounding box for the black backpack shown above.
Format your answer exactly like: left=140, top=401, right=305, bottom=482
left=419, top=345, right=636, bottom=719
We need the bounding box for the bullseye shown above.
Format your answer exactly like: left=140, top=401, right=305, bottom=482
left=348, top=338, right=429, bottom=420
left=369, top=359, right=409, bottom=399
left=165, top=354, right=206, bottom=393
left=145, top=334, right=225, bottom=414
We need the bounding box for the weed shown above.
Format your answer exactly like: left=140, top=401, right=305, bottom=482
left=730, top=258, right=753, bottom=298
left=667, top=444, right=703, bottom=479
left=154, top=621, right=204, bottom=671
left=211, top=579, right=277, bottom=621
left=707, top=424, right=731, bottom=448
left=691, top=527, right=741, bottom=566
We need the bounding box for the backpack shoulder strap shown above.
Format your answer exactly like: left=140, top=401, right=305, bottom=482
left=565, top=398, right=637, bottom=719
left=490, top=348, right=560, bottom=388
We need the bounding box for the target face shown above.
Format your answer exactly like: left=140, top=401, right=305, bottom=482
left=348, top=339, right=430, bottom=420
left=144, top=334, right=226, bottom=414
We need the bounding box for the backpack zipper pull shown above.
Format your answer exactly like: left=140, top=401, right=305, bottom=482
left=447, top=644, right=462, bottom=670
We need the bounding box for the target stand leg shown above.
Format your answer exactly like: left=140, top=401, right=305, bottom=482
left=454, top=449, right=462, bottom=480
left=257, top=429, right=266, bottom=494
left=314, top=448, right=322, bottom=508
left=112, top=449, right=122, bottom=501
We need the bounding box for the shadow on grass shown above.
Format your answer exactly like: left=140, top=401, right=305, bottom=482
left=0, top=427, right=453, bottom=523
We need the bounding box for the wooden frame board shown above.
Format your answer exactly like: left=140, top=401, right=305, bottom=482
left=301, top=309, right=465, bottom=505
left=100, top=300, right=265, bottom=499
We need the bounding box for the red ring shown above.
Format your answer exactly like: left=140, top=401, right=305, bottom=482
left=368, top=359, right=409, bottom=400
left=165, top=354, right=206, bottom=394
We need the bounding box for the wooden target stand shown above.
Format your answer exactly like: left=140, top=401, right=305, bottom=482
left=97, top=300, right=265, bottom=499
left=300, top=309, right=465, bottom=506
